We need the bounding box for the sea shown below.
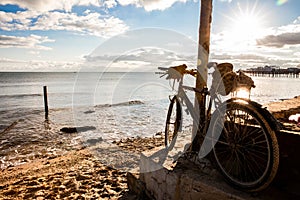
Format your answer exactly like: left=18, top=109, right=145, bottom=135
left=1, top=72, right=300, bottom=138
left=1, top=72, right=300, bottom=168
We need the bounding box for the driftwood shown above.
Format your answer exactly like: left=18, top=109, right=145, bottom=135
left=60, top=126, right=96, bottom=133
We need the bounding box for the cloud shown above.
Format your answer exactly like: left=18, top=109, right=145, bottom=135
left=0, top=10, right=128, bottom=38
left=210, top=53, right=269, bottom=67
left=211, top=51, right=300, bottom=69
left=0, top=0, right=102, bottom=12
left=0, top=0, right=194, bottom=12
left=256, top=32, right=300, bottom=48
left=104, top=0, right=118, bottom=8
left=210, top=15, right=300, bottom=68
left=144, top=0, right=188, bottom=11
left=0, top=57, right=25, bottom=64
left=86, top=48, right=194, bottom=63
left=218, top=0, right=233, bottom=3
left=0, top=34, right=54, bottom=50
left=117, top=0, right=189, bottom=11
left=0, top=58, right=81, bottom=71
left=84, top=47, right=196, bottom=72
left=0, top=11, right=43, bottom=32
left=256, top=16, right=300, bottom=48
left=33, top=11, right=128, bottom=37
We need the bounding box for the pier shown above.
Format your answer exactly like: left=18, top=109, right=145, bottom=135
left=245, top=66, right=300, bottom=78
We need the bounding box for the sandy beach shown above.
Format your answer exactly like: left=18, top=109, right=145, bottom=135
left=0, top=124, right=165, bottom=199
left=0, top=149, right=129, bottom=199
left=0, top=96, right=300, bottom=199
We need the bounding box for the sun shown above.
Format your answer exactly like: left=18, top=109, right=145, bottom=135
left=231, top=12, right=264, bottom=41
left=218, top=3, right=268, bottom=52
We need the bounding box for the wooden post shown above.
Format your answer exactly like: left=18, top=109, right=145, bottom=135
left=192, top=0, right=213, bottom=151
left=43, top=86, right=49, bottom=119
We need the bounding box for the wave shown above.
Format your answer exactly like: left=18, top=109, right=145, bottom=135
left=95, top=100, right=144, bottom=108
left=0, top=93, right=42, bottom=99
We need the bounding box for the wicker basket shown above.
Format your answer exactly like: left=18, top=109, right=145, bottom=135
left=211, top=63, right=255, bottom=96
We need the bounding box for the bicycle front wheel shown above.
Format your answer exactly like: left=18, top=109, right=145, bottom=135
left=210, top=100, right=279, bottom=192
left=165, top=96, right=182, bottom=147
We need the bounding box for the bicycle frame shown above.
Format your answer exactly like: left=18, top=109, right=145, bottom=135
left=157, top=64, right=280, bottom=192
left=173, top=76, right=218, bottom=136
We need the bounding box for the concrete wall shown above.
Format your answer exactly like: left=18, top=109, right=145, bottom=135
left=137, top=155, right=253, bottom=200
left=128, top=129, right=300, bottom=199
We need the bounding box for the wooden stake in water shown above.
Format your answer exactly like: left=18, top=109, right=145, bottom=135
left=43, top=86, right=49, bottom=119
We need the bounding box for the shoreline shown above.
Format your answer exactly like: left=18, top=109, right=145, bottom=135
left=0, top=96, right=300, bottom=199
left=0, top=129, right=165, bottom=199
left=0, top=138, right=165, bottom=199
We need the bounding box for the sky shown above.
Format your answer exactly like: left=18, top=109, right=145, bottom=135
left=0, top=0, right=300, bottom=71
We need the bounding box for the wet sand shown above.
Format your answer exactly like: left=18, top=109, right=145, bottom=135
left=0, top=131, right=164, bottom=199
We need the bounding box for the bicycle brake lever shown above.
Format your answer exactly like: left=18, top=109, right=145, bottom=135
left=160, top=73, right=167, bottom=78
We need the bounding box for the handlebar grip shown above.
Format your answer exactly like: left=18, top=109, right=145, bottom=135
left=158, top=67, right=169, bottom=71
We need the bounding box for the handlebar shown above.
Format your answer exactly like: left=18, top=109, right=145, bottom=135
left=158, top=64, right=197, bottom=80
left=158, top=62, right=233, bottom=80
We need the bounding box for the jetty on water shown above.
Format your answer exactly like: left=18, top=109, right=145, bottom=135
left=245, top=65, right=300, bottom=78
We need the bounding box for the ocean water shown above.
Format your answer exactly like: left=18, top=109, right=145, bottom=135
left=1, top=72, right=300, bottom=168
left=1, top=72, right=300, bottom=136
left=0, top=72, right=173, bottom=140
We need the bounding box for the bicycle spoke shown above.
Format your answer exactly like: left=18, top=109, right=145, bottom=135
left=215, top=144, right=232, bottom=156
left=243, top=157, right=262, bottom=182
left=245, top=152, right=266, bottom=175
left=240, top=128, right=262, bottom=142
left=244, top=141, right=269, bottom=150
left=246, top=146, right=268, bottom=163
left=215, top=139, right=231, bottom=146
left=212, top=101, right=279, bottom=191
left=251, top=132, right=267, bottom=142
left=234, top=142, right=268, bottom=183
left=240, top=147, right=266, bottom=182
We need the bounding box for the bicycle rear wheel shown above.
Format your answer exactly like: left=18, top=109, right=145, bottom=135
left=165, top=96, right=182, bottom=147
left=210, top=100, right=279, bottom=192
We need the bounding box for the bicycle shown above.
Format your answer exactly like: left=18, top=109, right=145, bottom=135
left=158, top=63, right=280, bottom=192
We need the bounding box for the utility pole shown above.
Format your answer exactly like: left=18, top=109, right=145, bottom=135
left=192, top=0, right=213, bottom=151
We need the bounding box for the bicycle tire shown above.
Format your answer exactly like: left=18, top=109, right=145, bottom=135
left=165, top=96, right=182, bottom=147
left=210, top=100, right=279, bottom=192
